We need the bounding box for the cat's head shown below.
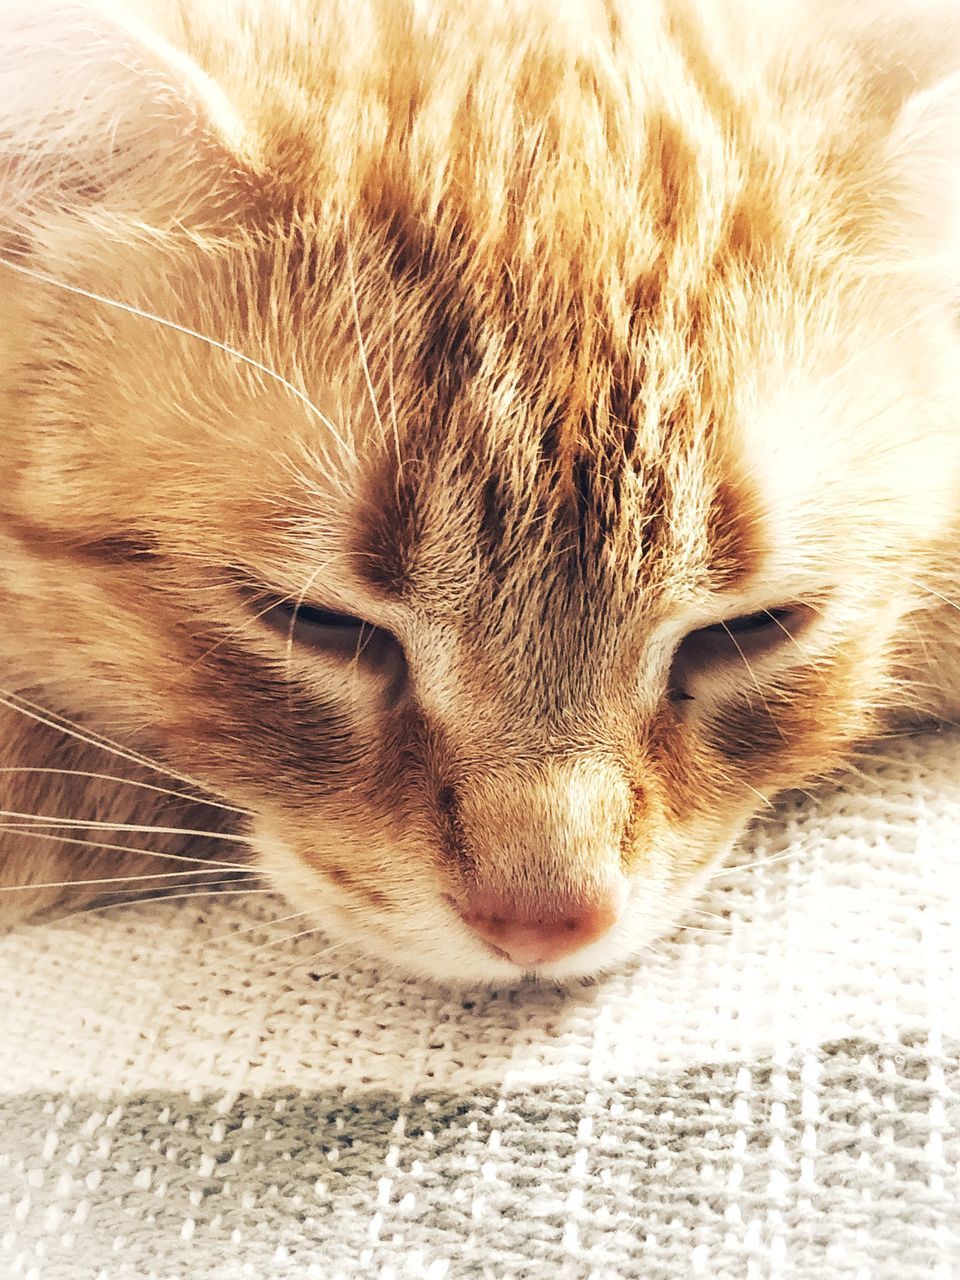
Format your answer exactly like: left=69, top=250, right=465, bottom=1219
left=2, top=0, right=959, bottom=980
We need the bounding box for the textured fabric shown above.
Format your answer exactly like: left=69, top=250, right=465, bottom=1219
left=2, top=730, right=960, bottom=1279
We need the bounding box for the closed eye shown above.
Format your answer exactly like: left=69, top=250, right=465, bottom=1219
left=260, top=598, right=374, bottom=652
left=698, top=606, right=800, bottom=639
left=670, top=603, right=814, bottom=699
left=253, top=595, right=408, bottom=702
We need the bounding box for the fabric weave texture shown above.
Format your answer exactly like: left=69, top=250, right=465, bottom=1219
left=2, top=731, right=960, bottom=1279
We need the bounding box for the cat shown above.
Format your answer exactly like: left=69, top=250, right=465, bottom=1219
left=1, top=0, right=959, bottom=984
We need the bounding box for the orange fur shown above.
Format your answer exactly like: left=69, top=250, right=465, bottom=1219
left=1, top=0, right=959, bottom=981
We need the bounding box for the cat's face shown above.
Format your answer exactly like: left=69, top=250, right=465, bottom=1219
left=2, top=0, right=959, bottom=980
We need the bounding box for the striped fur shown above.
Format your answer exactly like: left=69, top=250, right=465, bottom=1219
left=1, top=0, right=959, bottom=980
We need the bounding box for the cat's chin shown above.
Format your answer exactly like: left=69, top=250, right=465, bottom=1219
left=249, top=828, right=727, bottom=986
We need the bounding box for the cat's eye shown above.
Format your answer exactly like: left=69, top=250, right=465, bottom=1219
left=670, top=604, right=813, bottom=698
left=256, top=597, right=408, bottom=700
left=261, top=599, right=371, bottom=651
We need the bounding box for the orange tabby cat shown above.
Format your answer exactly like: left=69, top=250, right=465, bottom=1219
left=1, top=0, right=959, bottom=981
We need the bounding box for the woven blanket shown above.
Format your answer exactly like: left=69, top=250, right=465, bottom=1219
left=2, top=729, right=960, bottom=1279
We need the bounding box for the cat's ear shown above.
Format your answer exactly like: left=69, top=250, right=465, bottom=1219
left=882, top=71, right=960, bottom=276
left=0, top=0, right=257, bottom=225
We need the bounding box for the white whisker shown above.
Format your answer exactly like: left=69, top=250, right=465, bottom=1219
left=386, top=294, right=403, bottom=468
left=719, top=623, right=785, bottom=741
left=98, top=875, right=253, bottom=897
left=743, top=781, right=775, bottom=810
left=0, top=257, right=356, bottom=459
left=65, top=887, right=274, bottom=918
left=274, top=941, right=343, bottom=976
left=687, top=907, right=733, bottom=924
left=0, top=689, right=249, bottom=814
left=167, top=585, right=305, bottom=695
left=203, top=908, right=316, bottom=949
left=0, top=823, right=251, bottom=869
left=638, top=941, right=670, bottom=962
left=673, top=923, right=734, bottom=937
left=764, top=612, right=824, bottom=683
left=345, top=227, right=387, bottom=452
left=0, top=868, right=257, bottom=893
left=0, top=765, right=245, bottom=813
left=0, top=807, right=255, bottom=844
left=246, top=923, right=330, bottom=955
left=285, top=564, right=326, bottom=687
left=714, top=845, right=810, bottom=878
left=895, top=575, right=960, bottom=617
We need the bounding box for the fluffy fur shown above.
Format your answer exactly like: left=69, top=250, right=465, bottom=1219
left=1, top=0, right=959, bottom=982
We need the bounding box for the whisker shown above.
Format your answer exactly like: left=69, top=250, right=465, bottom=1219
left=637, top=941, right=670, bottom=962
left=743, top=781, right=775, bottom=810
left=165, top=591, right=289, bottom=683
left=347, top=616, right=380, bottom=690
left=764, top=612, right=824, bottom=683
left=0, top=823, right=251, bottom=869
left=0, top=257, right=356, bottom=460
left=1, top=688, right=169, bottom=768
left=0, top=688, right=249, bottom=814
left=713, top=845, right=810, bottom=878
left=0, top=688, right=180, bottom=780
left=895, top=575, right=960, bottom=617
left=673, top=923, right=734, bottom=937
left=687, top=907, right=733, bottom=924
left=95, top=874, right=252, bottom=896
left=64, top=887, right=274, bottom=918
left=202, top=908, right=316, bottom=949
left=246, top=923, right=331, bottom=955
left=386, top=294, right=403, bottom=468
left=345, top=227, right=387, bottom=452
left=0, top=807, right=255, bottom=844
left=285, top=564, right=326, bottom=690
left=273, top=941, right=343, bottom=976
left=0, top=867, right=258, bottom=893
left=720, top=623, right=786, bottom=741
left=0, top=765, right=246, bottom=813
left=848, top=748, right=944, bottom=767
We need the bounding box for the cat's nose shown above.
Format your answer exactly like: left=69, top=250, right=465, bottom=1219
left=457, top=888, right=620, bottom=967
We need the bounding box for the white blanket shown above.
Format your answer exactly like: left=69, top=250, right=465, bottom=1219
left=3, top=730, right=959, bottom=1278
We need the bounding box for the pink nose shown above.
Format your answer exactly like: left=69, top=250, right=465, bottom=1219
left=457, top=889, right=620, bottom=967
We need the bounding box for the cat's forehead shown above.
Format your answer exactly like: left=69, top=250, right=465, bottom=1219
left=250, top=212, right=787, bottom=638
left=347, top=313, right=758, bottom=637
left=193, top=0, right=878, bottom=627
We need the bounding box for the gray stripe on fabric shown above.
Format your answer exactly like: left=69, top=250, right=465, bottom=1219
left=2, top=1037, right=959, bottom=1279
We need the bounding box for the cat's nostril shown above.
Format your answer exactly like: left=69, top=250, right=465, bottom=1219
left=456, top=887, right=621, bottom=968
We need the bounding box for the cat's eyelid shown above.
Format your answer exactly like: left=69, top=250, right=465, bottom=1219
left=703, top=601, right=815, bottom=635
left=659, top=594, right=832, bottom=705
left=674, top=587, right=833, bottom=640
left=237, top=578, right=392, bottom=632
